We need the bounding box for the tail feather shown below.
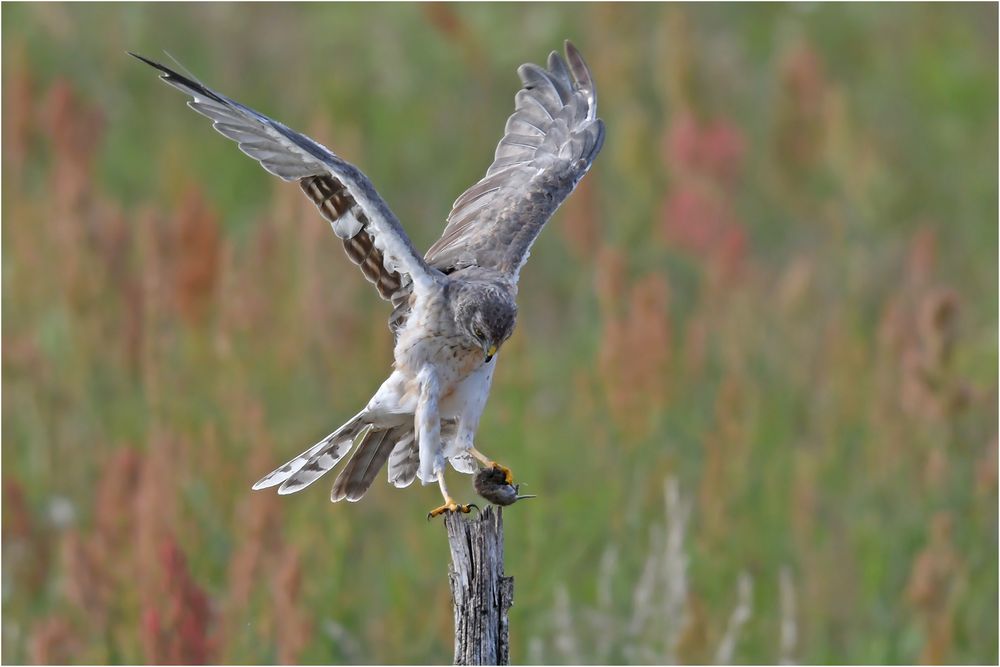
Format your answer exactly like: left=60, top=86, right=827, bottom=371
left=278, top=423, right=369, bottom=495
left=387, top=434, right=418, bottom=488
left=251, top=413, right=365, bottom=493
left=331, top=426, right=403, bottom=502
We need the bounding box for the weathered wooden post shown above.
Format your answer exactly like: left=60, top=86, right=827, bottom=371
left=444, top=506, right=514, bottom=665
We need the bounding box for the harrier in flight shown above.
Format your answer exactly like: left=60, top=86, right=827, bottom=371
left=132, top=42, right=604, bottom=517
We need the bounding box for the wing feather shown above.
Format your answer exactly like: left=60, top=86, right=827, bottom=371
left=130, top=52, right=438, bottom=303
left=424, top=41, right=605, bottom=278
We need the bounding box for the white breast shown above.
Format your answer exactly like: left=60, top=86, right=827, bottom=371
left=393, top=287, right=482, bottom=390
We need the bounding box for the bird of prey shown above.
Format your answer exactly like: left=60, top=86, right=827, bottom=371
left=132, top=42, right=604, bottom=517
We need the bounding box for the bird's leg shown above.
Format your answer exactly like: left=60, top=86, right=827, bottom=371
left=427, top=474, right=476, bottom=520
left=415, top=366, right=442, bottom=486
left=469, top=447, right=514, bottom=485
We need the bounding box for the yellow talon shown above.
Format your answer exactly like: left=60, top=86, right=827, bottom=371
left=468, top=448, right=515, bottom=485
left=427, top=498, right=475, bottom=520
left=491, top=462, right=514, bottom=485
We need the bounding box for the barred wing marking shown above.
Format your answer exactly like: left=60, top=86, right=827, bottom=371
left=299, top=175, right=404, bottom=299
left=130, top=52, right=437, bottom=300
left=424, top=41, right=605, bottom=279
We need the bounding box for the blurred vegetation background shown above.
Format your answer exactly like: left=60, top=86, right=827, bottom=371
left=2, top=3, right=997, bottom=664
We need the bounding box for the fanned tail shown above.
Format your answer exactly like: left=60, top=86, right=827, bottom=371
left=252, top=413, right=474, bottom=501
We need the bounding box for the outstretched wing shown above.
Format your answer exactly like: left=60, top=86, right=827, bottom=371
left=130, top=52, right=439, bottom=302
left=424, top=41, right=605, bottom=279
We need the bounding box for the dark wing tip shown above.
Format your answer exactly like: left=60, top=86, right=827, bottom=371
left=128, top=51, right=166, bottom=72
left=591, top=118, right=607, bottom=161
left=128, top=50, right=183, bottom=82
left=128, top=51, right=227, bottom=107
left=547, top=48, right=570, bottom=77
left=563, top=40, right=597, bottom=112
left=563, top=41, right=592, bottom=86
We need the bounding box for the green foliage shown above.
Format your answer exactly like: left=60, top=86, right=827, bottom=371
left=2, top=3, right=996, bottom=664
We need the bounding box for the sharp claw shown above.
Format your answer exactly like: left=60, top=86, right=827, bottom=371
left=427, top=500, right=476, bottom=520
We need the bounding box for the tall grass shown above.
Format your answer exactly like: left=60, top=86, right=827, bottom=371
left=2, top=3, right=997, bottom=664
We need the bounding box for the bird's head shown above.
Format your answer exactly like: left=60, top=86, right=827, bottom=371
left=455, top=285, right=517, bottom=363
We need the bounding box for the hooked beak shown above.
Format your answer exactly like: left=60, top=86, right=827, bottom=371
left=485, top=344, right=497, bottom=362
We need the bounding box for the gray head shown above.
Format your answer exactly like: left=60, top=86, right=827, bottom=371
left=454, top=283, right=518, bottom=362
